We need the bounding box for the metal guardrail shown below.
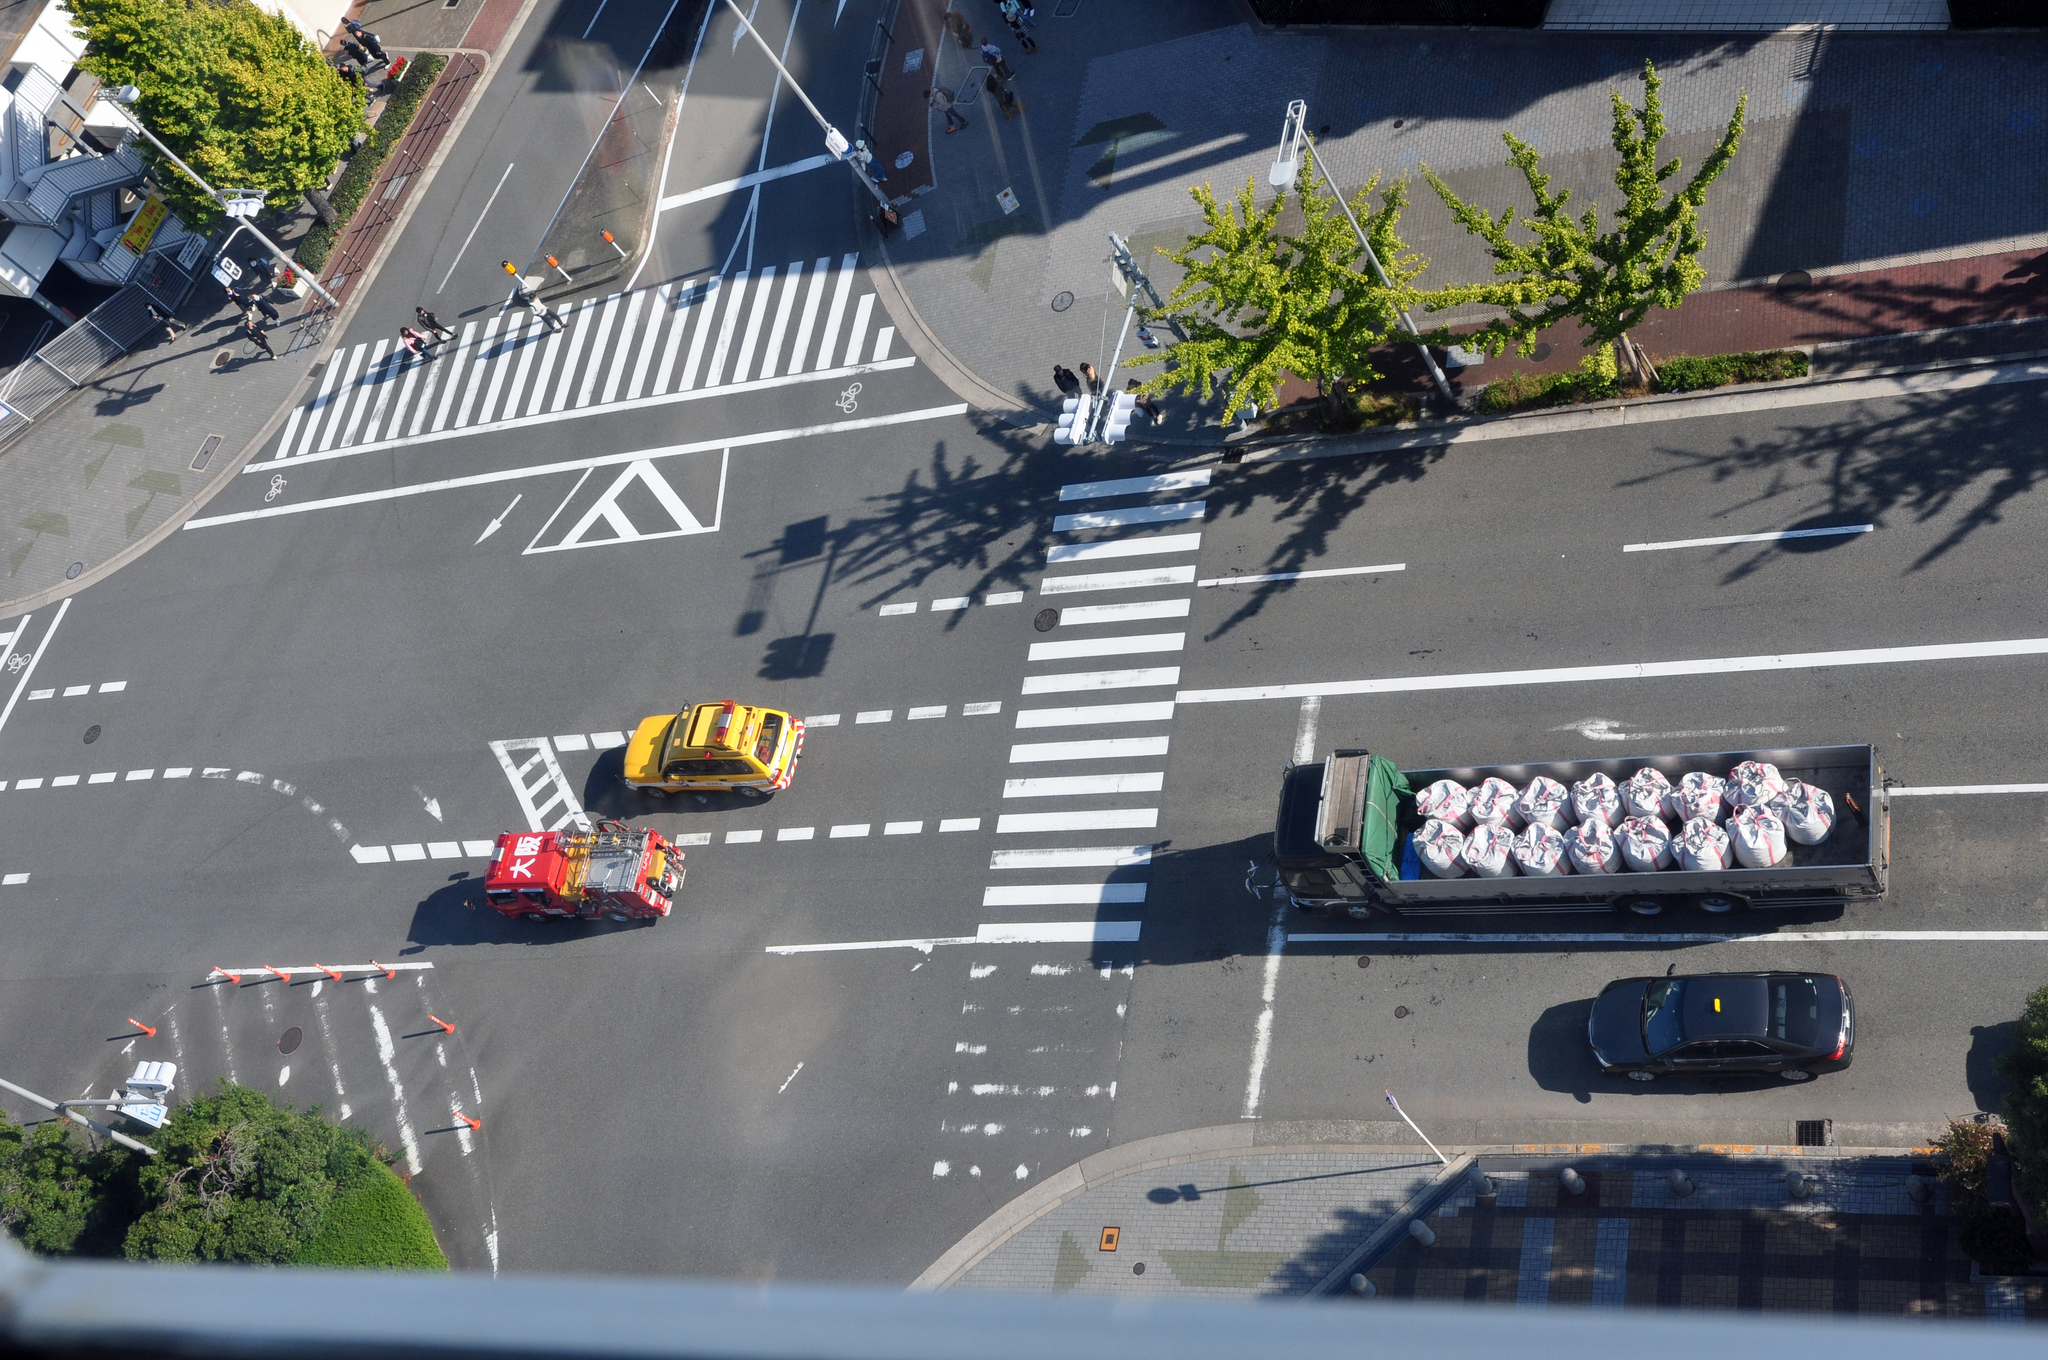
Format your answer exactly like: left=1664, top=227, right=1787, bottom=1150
left=0, top=242, right=199, bottom=450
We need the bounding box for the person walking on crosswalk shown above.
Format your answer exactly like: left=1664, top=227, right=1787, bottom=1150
left=415, top=306, right=455, bottom=341
left=514, top=280, right=567, bottom=333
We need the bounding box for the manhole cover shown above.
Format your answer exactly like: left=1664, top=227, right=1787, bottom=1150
left=1393, top=1005, right=1411, bottom=1018
left=211, top=348, right=234, bottom=370
left=1050, top=291, right=1074, bottom=312
left=83, top=725, right=100, bottom=744
left=1531, top=342, right=1554, bottom=361
left=1393, top=118, right=1405, bottom=128
left=1356, top=954, right=1371, bottom=969
left=1132, top=1262, right=1146, bottom=1275
left=1777, top=269, right=1813, bottom=293
left=1033, top=608, right=1059, bottom=631
left=278, top=1026, right=303, bottom=1055
left=65, top=561, right=83, bottom=579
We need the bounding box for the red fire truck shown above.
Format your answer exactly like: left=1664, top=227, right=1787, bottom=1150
left=482, top=821, right=684, bottom=922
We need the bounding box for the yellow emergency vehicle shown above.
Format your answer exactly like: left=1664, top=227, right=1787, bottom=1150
left=623, top=700, right=804, bottom=797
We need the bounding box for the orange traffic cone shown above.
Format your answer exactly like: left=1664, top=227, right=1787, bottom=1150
left=127, top=1018, right=156, bottom=1038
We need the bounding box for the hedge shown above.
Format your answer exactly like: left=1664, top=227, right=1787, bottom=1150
left=295, top=1163, right=448, bottom=1269
left=1476, top=365, right=1616, bottom=416
left=296, top=53, right=449, bottom=273
left=1656, top=348, right=1808, bottom=392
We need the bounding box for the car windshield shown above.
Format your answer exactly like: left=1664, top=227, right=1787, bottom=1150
left=1643, top=978, right=1686, bottom=1055
left=753, top=713, right=783, bottom=763
left=1772, top=977, right=1823, bottom=1046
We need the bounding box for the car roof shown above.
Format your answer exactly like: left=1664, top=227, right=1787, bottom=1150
left=1678, top=975, right=1770, bottom=1041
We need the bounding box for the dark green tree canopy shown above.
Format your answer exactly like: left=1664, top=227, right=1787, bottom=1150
left=69, top=0, right=367, bottom=225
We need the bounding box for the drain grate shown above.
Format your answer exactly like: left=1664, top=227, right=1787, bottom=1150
left=190, top=433, right=222, bottom=471
left=1795, top=1118, right=1832, bottom=1147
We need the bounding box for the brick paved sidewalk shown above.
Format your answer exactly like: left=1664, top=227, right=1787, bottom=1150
left=871, top=14, right=2048, bottom=425
left=925, top=1129, right=2047, bottom=1323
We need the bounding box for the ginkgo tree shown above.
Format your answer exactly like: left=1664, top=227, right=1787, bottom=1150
left=1129, top=152, right=1424, bottom=423
left=1419, top=59, right=1746, bottom=386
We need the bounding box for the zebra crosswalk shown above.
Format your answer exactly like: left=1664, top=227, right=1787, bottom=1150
left=268, top=253, right=902, bottom=465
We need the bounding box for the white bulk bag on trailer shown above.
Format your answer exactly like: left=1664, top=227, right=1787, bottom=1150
left=1676, top=815, right=1733, bottom=872
left=1461, top=823, right=1518, bottom=877
left=1728, top=761, right=1789, bottom=812
left=1618, top=815, right=1674, bottom=872
left=1415, top=819, right=1468, bottom=878
left=1676, top=771, right=1728, bottom=824
left=1416, top=779, right=1474, bottom=831
left=1515, top=776, right=1573, bottom=832
left=1731, top=807, right=1790, bottom=868
left=1571, top=773, right=1623, bottom=829
left=1782, top=781, right=1836, bottom=846
left=1567, top=820, right=1621, bottom=875
left=1513, top=823, right=1572, bottom=876
left=1624, top=768, right=1676, bottom=823
left=1469, top=776, right=1523, bottom=829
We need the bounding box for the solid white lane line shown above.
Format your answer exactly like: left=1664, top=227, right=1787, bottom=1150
left=1041, top=566, right=1198, bottom=595
left=676, top=276, right=721, bottom=390
left=990, top=845, right=1155, bottom=869
left=787, top=257, right=830, bottom=381
left=1028, top=632, right=1185, bottom=662
left=1047, top=533, right=1201, bottom=564
left=1015, top=702, right=1177, bottom=728
left=982, top=884, right=1147, bottom=907
left=814, top=254, right=857, bottom=371
left=731, top=264, right=776, bottom=384
left=760, top=262, right=803, bottom=380
left=185, top=406, right=970, bottom=528
left=1021, top=668, right=1180, bottom=695
left=658, top=153, right=836, bottom=211
left=703, top=269, right=748, bottom=387
left=765, top=920, right=1141, bottom=954
left=1003, top=772, right=1164, bottom=797
left=1009, top=736, right=1170, bottom=763
left=438, top=160, right=514, bottom=292
left=1057, top=599, right=1190, bottom=625
left=0, top=602, right=63, bottom=740
left=1287, top=931, right=2048, bottom=945
left=996, top=808, right=1159, bottom=833
left=1178, top=635, right=2048, bottom=706
left=1624, top=524, right=1873, bottom=553
left=1891, top=784, right=2048, bottom=795
left=1053, top=501, right=1207, bottom=532
left=574, top=295, right=624, bottom=408
left=1059, top=471, right=1213, bottom=501
left=1198, top=563, right=1406, bottom=588
left=454, top=319, right=503, bottom=427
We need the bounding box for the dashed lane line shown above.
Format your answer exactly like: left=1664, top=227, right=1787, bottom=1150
left=26, top=680, right=127, bottom=699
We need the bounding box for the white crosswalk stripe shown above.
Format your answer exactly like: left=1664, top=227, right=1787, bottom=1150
left=271, top=256, right=890, bottom=462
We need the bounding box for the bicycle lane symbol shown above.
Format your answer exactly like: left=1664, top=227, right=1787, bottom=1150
left=836, top=382, right=861, bottom=414
left=264, top=474, right=287, bottom=502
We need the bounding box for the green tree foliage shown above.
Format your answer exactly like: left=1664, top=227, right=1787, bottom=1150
left=0, top=1119, right=135, bottom=1256
left=1419, top=60, right=1746, bottom=369
left=1998, top=983, right=2048, bottom=1216
left=68, top=0, right=368, bottom=226
left=1131, top=154, right=1423, bottom=423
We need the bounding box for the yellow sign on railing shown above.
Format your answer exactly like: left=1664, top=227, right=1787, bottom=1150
left=118, top=195, right=168, bottom=255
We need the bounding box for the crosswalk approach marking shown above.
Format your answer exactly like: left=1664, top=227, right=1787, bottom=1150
left=733, top=264, right=775, bottom=384
left=550, top=299, right=597, bottom=411
left=576, top=295, right=622, bottom=408
left=431, top=322, right=477, bottom=432
left=317, top=344, right=368, bottom=452
left=601, top=289, right=648, bottom=405
left=652, top=282, right=697, bottom=394
left=626, top=284, right=670, bottom=400
left=761, top=263, right=802, bottom=380
left=705, top=269, right=747, bottom=388
left=787, top=257, right=829, bottom=379
left=816, top=255, right=856, bottom=373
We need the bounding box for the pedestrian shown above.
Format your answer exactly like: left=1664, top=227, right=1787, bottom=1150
left=416, top=306, right=455, bottom=340
left=145, top=301, right=185, bottom=342
left=978, top=41, right=1012, bottom=80
left=942, top=9, right=972, bottom=48
left=1136, top=325, right=1160, bottom=349
left=339, top=35, right=371, bottom=66
left=246, top=292, right=281, bottom=324
left=1079, top=362, right=1102, bottom=395
left=1052, top=364, right=1079, bottom=396
left=243, top=317, right=275, bottom=359
left=850, top=138, right=887, bottom=184
left=1126, top=377, right=1162, bottom=422
left=245, top=255, right=274, bottom=289
left=999, top=0, right=1036, bottom=27
left=1005, top=13, right=1037, bottom=53
left=924, top=86, right=967, bottom=133
left=338, top=62, right=363, bottom=92
left=343, top=18, right=387, bottom=63
left=525, top=290, right=566, bottom=333
left=986, top=71, right=1022, bottom=120
left=399, top=325, right=427, bottom=358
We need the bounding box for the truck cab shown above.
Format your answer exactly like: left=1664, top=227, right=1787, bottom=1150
left=623, top=700, right=804, bottom=796
left=1274, top=755, right=1375, bottom=913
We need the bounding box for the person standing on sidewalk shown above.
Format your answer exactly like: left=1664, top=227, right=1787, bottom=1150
left=986, top=71, right=1022, bottom=120
left=343, top=18, right=387, bottom=65
left=1079, top=362, right=1102, bottom=395
left=942, top=9, right=973, bottom=48
left=145, top=301, right=185, bottom=342
left=1005, top=14, right=1038, bottom=53
left=1053, top=364, right=1079, bottom=397
left=339, top=34, right=371, bottom=67
left=925, top=86, right=967, bottom=133
left=243, top=317, right=276, bottom=360
left=1000, top=0, right=1035, bottom=28
left=416, top=306, right=455, bottom=341
left=978, top=40, right=1012, bottom=80
left=1126, top=378, right=1162, bottom=423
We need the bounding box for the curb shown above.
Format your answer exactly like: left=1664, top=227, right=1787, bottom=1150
left=908, top=1123, right=1946, bottom=1293
left=0, top=50, right=503, bottom=618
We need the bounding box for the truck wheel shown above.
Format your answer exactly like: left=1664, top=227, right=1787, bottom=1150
left=606, top=911, right=631, bottom=922
left=1694, top=893, right=1744, bottom=915
left=1620, top=896, right=1666, bottom=917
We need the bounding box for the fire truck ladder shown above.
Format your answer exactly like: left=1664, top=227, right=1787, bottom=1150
left=488, top=738, right=593, bottom=833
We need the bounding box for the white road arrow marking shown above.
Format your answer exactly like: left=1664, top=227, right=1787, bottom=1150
left=416, top=787, right=443, bottom=822
left=475, top=493, right=522, bottom=544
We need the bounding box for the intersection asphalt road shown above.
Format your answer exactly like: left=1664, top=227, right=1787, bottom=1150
left=5, top=0, right=2048, bottom=1284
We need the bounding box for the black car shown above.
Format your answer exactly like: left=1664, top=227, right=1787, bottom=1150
left=1587, top=972, right=1853, bottom=1082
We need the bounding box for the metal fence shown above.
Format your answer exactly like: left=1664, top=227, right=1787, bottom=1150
left=0, top=238, right=202, bottom=451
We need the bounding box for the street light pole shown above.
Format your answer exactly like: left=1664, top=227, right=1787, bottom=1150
left=0, top=1075, right=159, bottom=1157
left=1271, top=100, right=1453, bottom=406
left=104, top=88, right=340, bottom=308
left=720, top=0, right=893, bottom=213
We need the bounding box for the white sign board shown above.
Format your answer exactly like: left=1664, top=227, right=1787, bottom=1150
left=124, top=1102, right=167, bottom=1129
left=210, top=255, right=242, bottom=288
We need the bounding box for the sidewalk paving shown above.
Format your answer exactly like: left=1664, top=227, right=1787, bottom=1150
left=870, top=14, right=2048, bottom=425
left=919, top=1123, right=2048, bottom=1322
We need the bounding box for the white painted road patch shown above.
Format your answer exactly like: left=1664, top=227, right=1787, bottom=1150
left=1623, top=524, right=1873, bottom=553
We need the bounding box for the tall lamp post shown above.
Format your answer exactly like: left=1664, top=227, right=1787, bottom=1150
left=720, top=0, right=892, bottom=213
left=1270, top=100, right=1452, bottom=405
left=104, top=85, right=340, bottom=308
